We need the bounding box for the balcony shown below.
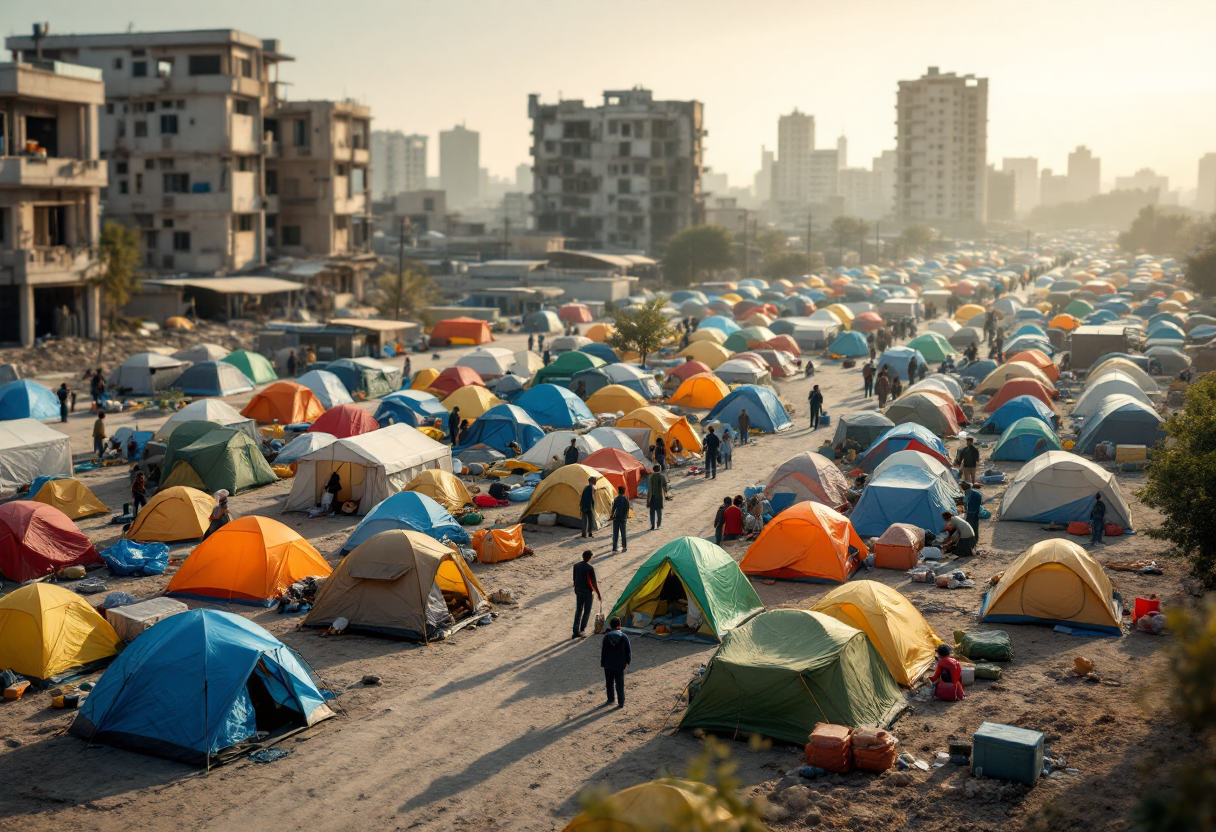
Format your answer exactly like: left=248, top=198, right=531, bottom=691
left=0, top=246, right=98, bottom=285
left=0, top=156, right=107, bottom=189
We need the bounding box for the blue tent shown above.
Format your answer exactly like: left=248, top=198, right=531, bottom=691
left=849, top=465, right=957, bottom=537
left=0, top=380, right=60, bottom=421
left=1074, top=394, right=1164, bottom=455
left=454, top=403, right=544, bottom=454
left=875, top=346, right=928, bottom=382
left=579, top=343, right=619, bottom=364
left=1012, top=323, right=1048, bottom=339
left=1146, top=321, right=1184, bottom=341
left=1015, top=308, right=1047, bottom=321
left=1148, top=312, right=1185, bottom=329
left=1190, top=324, right=1216, bottom=342
left=670, top=290, right=708, bottom=304
left=981, top=395, right=1059, bottom=434
left=342, top=492, right=468, bottom=553
left=70, top=610, right=332, bottom=766
left=1085, top=310, right=1118, bottom=325
left=172, top=361, right=254, bottom=397
left=856, top=424, right=949, bottom=473
left=828, top=331, right=869, bottom=357
left=704, top=385, right=792, bottom=433
left=111, top=427, right=154, bottom=460
left=698, top=316, right=741, bottom=335
left=374, top=390, right=449, bottom=430
left=991, top=417, right=1063, bottom=461
left=26, top=473, right=71, bottom=498
left=1002, top=335, right=1055, bottom=356
left=514, top=384, right=594, bottom=428
left=958, top=359, right=998, bottom=381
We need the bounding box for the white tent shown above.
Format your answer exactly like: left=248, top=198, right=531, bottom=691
left=283, top=423, right=451, bottom=514
left=1073, top=371, right=1153, bottom=418
left=926, top=319, right=961, bottom=337
left=274, top=431, right=337, bottom=465
left=295, top=369, right=354, bottom=409
left=905, top=377, right=961, bottom=403
left=871, top=450, right=962, bottom=498
left=587, top=426, right=645, bottom=462
left=924, top=373, right=963, bottom=400
left=550, top=335, right=592, bottom=353
left=0, top=419, right=71, bottom=492
left=109, top=353, right=188, bottom=395
left=714, top=359, right=770, bottom=386
left=457, top=347, right=515, bottom=378
left=172, top=343, right=231, bottom=364
left=509, top=351, right=545, bottom=379
left=519, top=430, right=606, bottom=467
left=1087, top=359, right=1159, bottom=394
left=152, top=398, right=259, bottom=444
left=999, top=450, right=1132, bottom=528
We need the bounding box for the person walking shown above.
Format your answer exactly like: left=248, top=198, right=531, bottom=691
left=1090, top=493, right=1107, bottom=545
left=527, top=333, right=535, bottom=352
left=447, top=407, right=461, bottom=444
left=713, top=496, right=732, bottom=544
left=907, top=357, right=918, bottom=385
left=564, top=437, right=580, bottom=466
left=287, top=350, right=298, bottom=377
left=131, top=470, right=148, bottom=516
left=600, top=616, right=631, bottom=709
left=653, top=436, right=667, bottom=472
left=720, top=427, right=733, bottom=470
left=580, top=476, right=598, bottom=538
left=57, top=382, right=70, bottom=423
left=92, top=412, right=107, bottom=460
left=962, top=480, right=983, bottom=539
left=737, top=409, right=751, bottom=445
left=875, top=369, right=891, bottom=409
left=542, top=349, right=552, bottom=367
left=808, top=385, right=824, bottom=430
left=537, top=333, right=545, bottom=351
left=572, top=550, right=601, bottom=639
left=646, top=464, right=668, bottom=529
left=89, top=368, right=103, bottom=408
left=862, top=362, right=874, bottom=398
left=890, top=374, right=902, bottom=400
left=955, top=436, right=980, bottom=483
left=610, top=486, right=630, bottom=553
left=702, top=426, right=720, bottom=479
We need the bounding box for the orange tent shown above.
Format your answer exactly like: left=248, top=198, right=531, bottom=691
left=762, top=335, right=801, bottom=356
left=471, top=524, right=527, bottom=563
left=739, top=501, right=867, bottom=583
left=429, top=366, right=485, bottom=398
left=1007, top=349, right=1059, bottom=382
left=586, top=323, right=616, bottom=343
left=166, top=515, right=332, bottom=606
left=1048, top=313, right=1082, bottom=331
left=583, top=447, right=647, bottom=498
left=983, top=378, right=1060, bottom=413
left=430, top=317, right=493, bottom=346
left=853, top=311, right=884, bottom=332
left=241, top=381, right=325, bottom=424
left=668, top=372, right=730, bottom=409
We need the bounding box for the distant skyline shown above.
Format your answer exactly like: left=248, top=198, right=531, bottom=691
left=6, top=0, right=1215, bottom=195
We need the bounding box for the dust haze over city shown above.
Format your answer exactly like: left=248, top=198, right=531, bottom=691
left=1, top=1, right=1216, bottom=831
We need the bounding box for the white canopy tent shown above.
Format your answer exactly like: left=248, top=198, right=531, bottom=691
left=0, top=419, right=71, bottom=492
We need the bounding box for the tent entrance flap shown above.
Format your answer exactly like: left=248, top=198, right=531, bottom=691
left=314, top=460, right=367, bottom=506
left=617, top=561, right=711, bottom=638
left=1018, top=562, right=1086, bottom=620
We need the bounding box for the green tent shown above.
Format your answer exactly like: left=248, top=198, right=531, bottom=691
left=531, top=352, right=605, bottom=387
left=991, top=416, right=1063, bottom=461
left=159, top=427, right=277, bottom=495
left=679, top=609, right=903, bottom=742
left=327, top=358, right=397, bottom=399
left=608, top=537, right=764, bottom=642
left=905, top=332, right=956, bottom=363
left=723, top=326, right=777, bottom=353
left=160, top=420, right=224, bottom=479
left=222, top=350, right=277, bottom=384
left=1065, top=299, right=1094, bottom=318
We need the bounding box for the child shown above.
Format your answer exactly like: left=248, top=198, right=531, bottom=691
left=928, top=643, right=965, bottom=701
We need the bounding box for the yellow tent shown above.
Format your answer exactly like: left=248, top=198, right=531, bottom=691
left=410, top=367, right=441, bottom=391
left=1171, top=290, right=1194, bottom=304
left=585, top=323, right=616, bottom=343
left=954, top=303, right=985, bottom=324
left=585, top=384, right=649, bottom=415
left=517, top=463, right=616, bottom=529
left=976, top=361, right=1056, bottom=394
left=403, top=469, right=473, bottom=511
left=667, top=372, right=730, bottom=409
left=31, top=478, right=109, bottom=519
left=676, top=341, right=733, bottom=369
left=441, top=385, right=504, bottom=420
left=811, top=580, right=942, bottom=686
left=981, top=538, right=1122, bottom=635
left=616, top=406, right=703, bottom=456
left=0, top=583, right=122, bottom=680
left=1156, top=300, right=1184, bottom=314
left=720, top=293, right=742, bottom=303
left=563, top=779, right=735, bottom=831
left=688, top=328, right=726, bottom=345
left=125, top=485, right=215, bottom=542
left=825, top=304, right=855, bottom=329
left=809, top=276, right=826, bottom=288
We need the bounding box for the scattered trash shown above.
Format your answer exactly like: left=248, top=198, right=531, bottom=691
left=75, top=577, right=108, bottom=595
left=487, top=588, right=518, bottom=605
left=1073, top=656, right=1095, bottom=677
left=785, top=766, right=827, bottom=779
left=361, top=674, right=382, bottom=686
left=249, top=746, right=291, bottom=764
left=1136, top=613, right=1167, bottom=635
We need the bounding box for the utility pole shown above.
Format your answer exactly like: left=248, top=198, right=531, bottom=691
left=743, top=212, right=750, bottom=281
left=503, top=217, right=511, bottom=259
left=806, top=211, right=813, bottom=265
left=875, top=222, right=881, bottom=263
left=394, top=215, right=406, bottom=320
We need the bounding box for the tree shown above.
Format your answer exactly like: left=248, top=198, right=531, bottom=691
left=94, top=221, right=143, bottom=364
left=374, top=266, right=439, bottom=325
left=1117, top=205, right=1209, bottom=257
left=762, top=251, right=821, bottom=278
left=605, top=297, right=675, bottom=367
left=899, top=223, right=937, bottom=255
left=1187, top=241, right=1216, bottom=298
left=754, top=228, right=786, bottom=262
left=662, top=225, right=734, bottom=286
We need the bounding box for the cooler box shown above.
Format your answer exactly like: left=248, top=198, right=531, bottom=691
left=971, top=721, right=1043, bottom=785
left=1115, top=444, right=1147, bottom=462
left=106, top=597, right=189, bottom=643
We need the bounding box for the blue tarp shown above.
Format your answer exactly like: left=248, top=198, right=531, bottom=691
left=579, top=343, right=619, bottom=364
left=71, top=610, right=330, bottom=766
left=111, top=428, right=154, bottom=460
left=0, top=380, right=59, bottom=421
left=27, top=474, right=71, bottom=498
left=99, top=540, right=170, bottom=576
left=828, top=331, right=869, bottom=357
left=981, top=395, right=1058, bottom=434
left=454, top=404, right=544, bottom=454
left=849, top=465, right=958, bottom=537
left=875, top=347, right=928, bottom=382
left=704, top=385, right=792, bottom=433
left=514, top=384, right=594, bottom=428
left=1074, top=395, right=1165, bottom=455
left=342, top=492, right=469, bottom=553
left=374, top=390, right=449, bottom=430
left=173, top=361, right=255, bottom=397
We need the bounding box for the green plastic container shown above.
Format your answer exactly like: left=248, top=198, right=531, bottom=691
left=971, top=721, right=1043, bottom=786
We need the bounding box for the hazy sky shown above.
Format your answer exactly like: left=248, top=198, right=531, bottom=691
left=7, top=0, right=1215, bottom=193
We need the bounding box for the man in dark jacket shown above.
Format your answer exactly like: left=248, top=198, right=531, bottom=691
left=572, top=550, right=601, bottom=639
left=808, top=384, right=824, bottom=429
left=702, top=426, right=720, bottom=479
left=737, top=409, right=750, bottom=444
left=610, top=485, right=630, bottom=553
left=961, top=481, right=983, bottom=538
left=1090, top=493, right=1107, bottom=545
left=600, top=616, right=631, bottom=708
left=564, top=437, right=580, bottom=466
left=954, top=436, right=981, bottom=483
left=580, top=476, right=598, bottom=538
left=447, top=407, right=461, bottom=444
left=646, top=464, right=668, bottom=529
left=713, top=496, right=731, bottom=544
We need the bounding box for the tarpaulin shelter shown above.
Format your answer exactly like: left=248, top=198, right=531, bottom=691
left=109, top=353, right=188, bottom=395
left=159, top=427, right=278, bottom=495
left=905, top=333, right=955, bottom=363
left=305, top=530, right=486, bottom=642
left=221, top=350, right=277, bottom=384
left=429, top=366, right=485, bottom=399
left=343, top=492, right=468, bottom=556
left=519, top=430, right=605, bottom=466
left=677, top=341, right=733, bottom=369
left=983, top=379, right=1058, bottom=413
left=856, top=424, right=949, bottom=473
left=126, top=486, right=215, bottom=542
left=154, top=399, right=258, bottom=443
left=532, top=352, right=606, bottom=387
left=1007, top=349, right=1058, bottom=382
left=515, top=384, right=595, bottom=428
left=668, top=373, right=730, bottom=409
left=981, top=539, right=1122, bottom=635
left=241, top=381, right=326, bottom=425
left=992, top=417, right=1062, bottom=461
left=678, top=609, right=903, bottom=741
left=455, top=403, right=544, bottom=454
left=0, top=419, right=70, bottom=492
left=999, top=450, right=1131, bottom=527
left=456, top=347, right=515, bottom=378
left=429, top=317, right=493, bottom=346
left=440, top=385, right=503, bottom=420
left=583, top=447, right=647, bottom=498
left=981, top=395, right=1059, bottom=433
left=0, top=583, right=121, bottom=680
left=616, top=407, right=702, bottom=458
left=0, top=380, right=59, bottom=421
left=602, top=363, right=663, bottom=399
left=609, top=537, right=763, bottom=642
left=849, top=465, right=957, bottom=537
left=832, top=411, right=895, bottom=451
left=875, top=346, right=928, bottom=382
left=471, top=524, right=527, bottom=563
left=764, top=452, right=851, bottom=509
left=404, top=469, right=473, bottom=511
left=0, top=501, right=99, bottom=581
left=585, top=384, right=648, bottom=415
left=561, top=779, right=736, bottom=832
left=1074, top=394, right=1163, bottom=455
left=870, top=450, right=961, bottom=499
left=884, top=392, right=961, bottom=436
left=558, top=303, right=593, bottom=323
left=307, top=403, right=380, bottom=439
left=741, top=501, right=866, bottom=583
left=705, top=385, right=792, bottom=433
left=30, top=478, right=108, bottom=519
left=517, top=463, right=615, bottom=529
left=1073, top=372, right=1153, bottom=418
left=173, top=361, right=254, bottom=397
left=295, top=369, right=354, bottom=409
left=327, top=358, right=400, bottom=399
left=173, top=343, right=230, bottom=364
left=285, top=424, right=451, bottom=515
left=827, top=331, right=869, bottom=358
left=70, top=610, right=334, bottom=766
left=523, top=310, right=563, bottom=334
left=811, top=580, right=942, bottom=686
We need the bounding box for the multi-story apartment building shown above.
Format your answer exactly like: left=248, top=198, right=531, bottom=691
left=808, top=146, right=842, bottom=208
left=528, top=87, right=704, bottom=253
left=775, top=109, right=813, bottom=206
left=986, top=165, right=1016, bottom=222
left=1198, top=153, right=1216, bottom=213
left=1040, top=168, right=1070, bottom=206
left=1001, top=157, right=1039, bottom=217
left=754, top=146, right=774, bottom=204
left=370, top=130, right=426, bottom=200
left=1067, top=145, right=1101, bottom=202
left=1115, top=168, right=1169, bottom=196
left=895, top=67, right=988, bottom=227
left=0, top=58, right=107, bottom=347
left=439, top=124, right=479, bottom=209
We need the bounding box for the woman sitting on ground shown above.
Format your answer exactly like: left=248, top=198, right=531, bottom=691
left=928, top=643, right=965, bottom=701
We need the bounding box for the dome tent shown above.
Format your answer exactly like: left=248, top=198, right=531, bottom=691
left=341, top=491, right=469, bottom=553
left=158, top=427, right=278, bottom=495
left=517, top=463, right=615, bottom=529
left=884, top=392, right=960, bottom=436
left=981, top=395, right=1059, bottom=433
left=668, top=373, right=730, bottom=409
left=1074, top=395, right=1164, bottom=455
left=403, top=469, right=473, bottom=511
left=272, top=432, right=338, bottom=466
left=0, top=380, right=61, bottom=421
left=307, top=403, right=379, bottom=439
left=172, top=361, right=254, bottom=397
left=125, top=486, right=215, bottom=543
left=295, top=369, right=355, bottom=409
left=870, top=450, right=961, bottom=499
left=875, top=346, right=928, bottom=382
left=704, top=385, right=792, bottom=433
left=991, top=417, right=1063, bottom=461
left=428, top=366, right=486, bottom=399
left=153, top=399, right=258, bottom=443
left=616, top=407, right=702, bottom=458
left=827, top=331, right=870, bottom=358
left=518, top=430, right=605, bottom=467
left=454, top=403, right=544, bottom=454
left=0, top=501, right=100, bottom=582
left=561, top=779, right=737, bottom=832
left=531, top=352, right=606, bottom=387
left=30, top=478, right=109, bottom=520
left=373, top=390, right=449, bottom=430
left=764, top=452, right=851, bottom=509
left=514, top=383, right=595, bottom=428
left=109, top=353, right=188, bottom=395
left=740, top=501, right=867, bottom=583
left=585, top=384, right=648, bottom=415
left=1072, top=372, right=1153, bottom=418
left=983, top=379, right=1058, bottom=414
left=831, top=411, right=895, bottom=451
left=999, top=451, right=1131, bottom=527
left=327, top=358, right=400, bottom=399
left=849, top=465, right=957, bottom=538
left=0, top=583, right=122, bottom=680
left=582, top=446, right=647, bottom=499
left=440, top=386, right=503, bottom=420
left=905, top=333, right=955, bottom=363
left=221, top=350, right=277, bottom=384
left=241, top=381, right=325, bottom=425
left=856, top=424, right=950, bottom=474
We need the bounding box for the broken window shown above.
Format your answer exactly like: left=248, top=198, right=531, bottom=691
left=33, top=206, right=67, bottom=246
left=188, top=55, right=222, bottom=76
left=156, top=59, right=173, bottom=78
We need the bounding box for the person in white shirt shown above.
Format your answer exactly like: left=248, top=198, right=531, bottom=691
left=940, top=512, right=976, bottom=558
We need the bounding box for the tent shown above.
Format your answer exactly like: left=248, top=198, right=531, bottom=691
left=0, top=583, right=122, bottom=680
left=561, top=779, right=737, bottom=832
left=713, top=359, right=770, bottom=386
left=585, top=323, right=615, bottom=343
left=602, top=363, right=664, bottom=399
left=441, top=386, right=504, bottom=420
left=70, top=610, right=334, bottom=766
left=977, top=362, right=1057, bottom=395
left=159, top=428, right=278, bottom=495
left=403, top=469, right=473, bottom=511
left=609, top=537, right=763, bottom=642
left=1074, top=394, right=1164, bottom=455
left=490, top=374, right=527, bottom=402
left=166, top=516, right=331, bottom=605
left=704, top=385, right=792, bottom=433
left=568, top=367, right=616, bottom=398
left=958, top=359, right=998, bottom=382
left=153, top=399, right=258, bottom=443
left=849, top=465, right=958, bottom=537
left=515, top=384, right=595, bottom=428
left=173, top=343, right=230, bottom=364
left=827, top=331, right=869, bottom=358
left=905, top=333, right=956, bottom=363
left=0, top=419, right=71, bottom=492
left=410, top=367, right=441, bottom=391
left=954, top=303, right=985, bottom=323
left=1073, top=372, right=1153, bottom=418
left=999, top=450, right=1132, bottom=527
left=585, top=384, right=648, bottom=415
left=471, top=524, right=527, bottom=563
left=1145, top=345, right=1191, bottom=375
left=558, top=302, right=593, bottom=323
left=992, top=417, right=1063, bottom=461
left=517, top=463, right=615, bottom=529
left=305, top=530, right=486, bottom=642
left=678, top=609, right=903, bottom=741
left=0, top=380, right=60, bottom=421
left=307, top=403, right=380, bottom=439
left=583, top=447, right=647, bottom=499
left=1088, top=358, right=1159, bottom=393
left=275, top=433, right=338, bottom=468
left=740, top=501, right=866, bottom=583
left=295, top=369, right=354, bottom=409
left=172, top=361, right=254, bottom=397
left=109, top=353, right=188, bottom=395
left=0, top=501, right=100, bottom=582
left=1007, top=349, right=1059, bottom=382
left=811, top=581, right=942, bottom=686
left=428, top=366, right=486, bottom=399
left=949, top=327, right=985, bottom=349
left=587, top=426, right=645, bottom=462
left=430, top=317, right=493, bottom=346
left=518, top=430, right=606, bottom=467
left=764, top=452, right=851, bottom=509
left=126, top=486, right=215, bottom=542
left=981, top=395, right=1058, bottom=433
left=856, top=424, right=949, bottom=473
left=456, top=347, right=515, bottom=378
left=983, top=379, right=1058, bottom=413
left=668, top=373, right=730, bottom=409
left=832, top=411, right=895, bottom=451
left=870, top=450, right=961, bottom=499
left=523, top=310, right=563, bottom=333
left=374, top=390, right=449, bottom=430
left=875, top=346, right=928, bottom=382
left=698, top=315, right=740, bottom=335
left=455, top=403, right=544, bottom=453
left=241, top=381, right=326, bottom=425
left=677, top=341, right=733, bottom=369
left=220, top=350, right=276, bottom=384
left=342, top=491, right=469, bottom=552
left=532, top=352, right=606, bottom=387
left=665, top=360, right=714, bottom=386
left=30, top=478, right=108, bottom=519
left=980, top=539, right=1122, bottom=635
left=723, top=326, right=777, bottom=353
left=616, top=407, right=702, bottom=458
left=884, top=392, right=960, bottom=436
left=285, top=424, right=451, bottom=515
left=327, top=358, right=399, bottom=399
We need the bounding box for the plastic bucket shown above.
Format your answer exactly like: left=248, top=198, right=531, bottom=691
left=1133, top=596, right=1160, bottom=620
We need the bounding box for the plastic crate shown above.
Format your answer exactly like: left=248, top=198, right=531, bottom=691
left=971, top=721, right=1043, bottom=785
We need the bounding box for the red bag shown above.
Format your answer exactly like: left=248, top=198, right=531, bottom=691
left=852, top=728, right=899, bottom=772
left=1105, top=523, right=1124, bottom=537
left=1066, top=521, right=1091, bottom=536
left=474, top=494, right=507, bottom=508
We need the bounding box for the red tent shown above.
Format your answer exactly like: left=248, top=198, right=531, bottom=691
left=732, top=300, right=760, bottom=319
left=666, top=360, right=713, bottom=383
left=558, top=303, right=593, bottom=323
left=583, top=447, right=647, bottom=499
left=429, top=366, right=485, bottom=398
left=762, top=335, right=801, bottom=356
left=430, top=318, right=493, bottom=346
left=0, top=502, right=99, bottom=582
left=983, top=378, right=1060, bottom=413
left=307, top=404, right=379, bottom=438
left=853, top=311, right=885, bottom=332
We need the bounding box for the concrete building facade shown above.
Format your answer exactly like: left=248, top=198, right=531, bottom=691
left=370, top=130, right=426, bottom=200
left=439, top=124, right=479, bottom=209
left=1067, top=145, right=1100, bottom=202
left=1039, top=168, right=1069, bottom=206
left=986, top=165, right=1016, bottom=222
left=528, top=87, right=705, bottom=253
left=1199, top=152, right=1216, bottom=213
left=754, top=145, right=774, bottom=204
left=775, top=109, right=813, bottom=206
left=1114, top=168, right=1168, bottom=195
left=1001, top=156, right=1038, bottom=216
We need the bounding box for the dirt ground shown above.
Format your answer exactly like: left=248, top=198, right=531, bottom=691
left=0, top=292, right=1193, bottom=832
